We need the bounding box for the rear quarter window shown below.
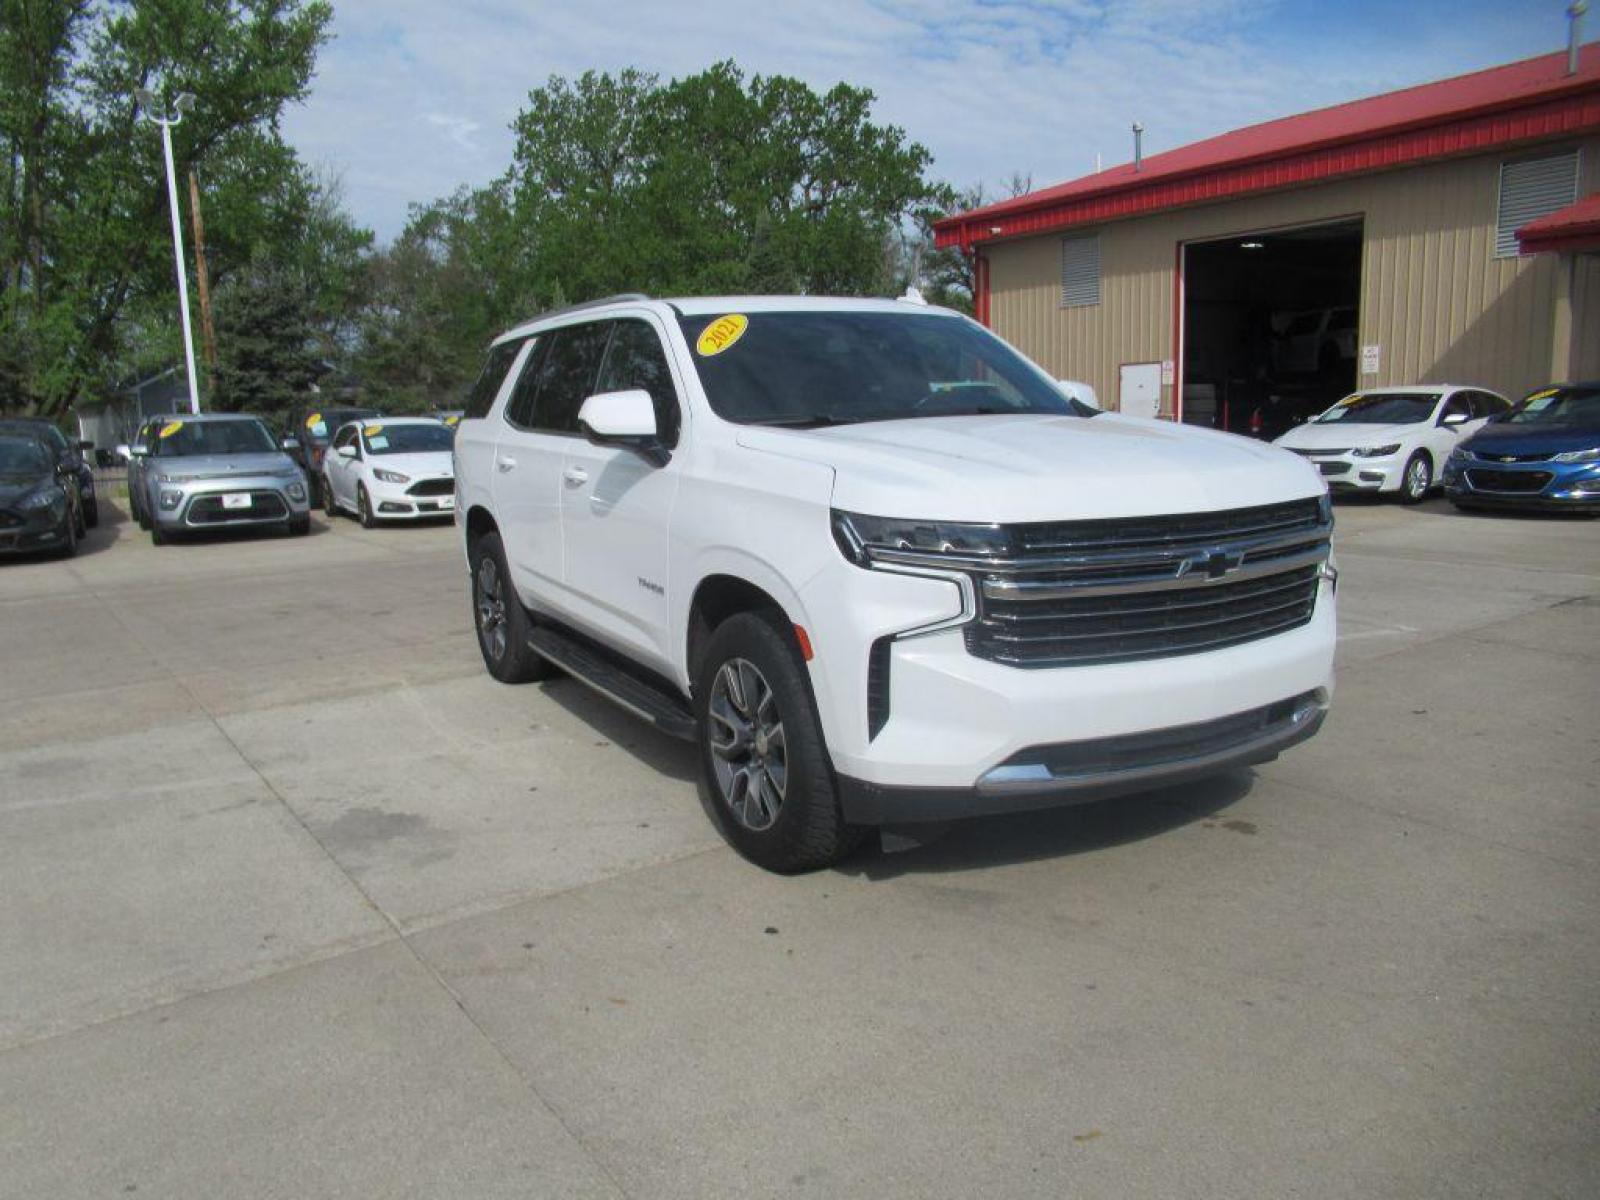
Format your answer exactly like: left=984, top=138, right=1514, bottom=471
left=465, top=339, right=528, bottom=420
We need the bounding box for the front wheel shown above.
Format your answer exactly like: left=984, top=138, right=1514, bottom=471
left=320, top=474, right=336, bottom=515
left=357, top=484, right=376, bottom=529
left=287, top=516, right=310, bottom=537
left=693, top=612, right=860, bottom=873
left=470, top=532, right=556, bottom=683
left=1400, top=452, right=1432, bottom=505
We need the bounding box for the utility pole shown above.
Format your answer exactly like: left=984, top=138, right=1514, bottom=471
left=134, top=88, right=201, bottom=415
left=187, top=168, right=218, bottom=375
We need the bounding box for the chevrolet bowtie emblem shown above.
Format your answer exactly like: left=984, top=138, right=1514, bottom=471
left=1176, top=548, right=1245, bottom=581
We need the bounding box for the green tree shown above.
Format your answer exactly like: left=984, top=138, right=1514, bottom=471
left=0, top=0, right=340, bottom=417
left=208, top=260, right=320, bottom=413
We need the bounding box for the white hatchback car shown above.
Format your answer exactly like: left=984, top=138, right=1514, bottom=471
left=321, top=417, right=456, bottom=525
left=1273, top=385, right=1510, bottom=503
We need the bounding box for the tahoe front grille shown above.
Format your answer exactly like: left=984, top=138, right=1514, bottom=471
left=967, top=498, right=1332, bottom=668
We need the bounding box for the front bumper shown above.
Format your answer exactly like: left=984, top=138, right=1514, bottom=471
left=1300, top=453, right=1403, bottom=493
left=368, top=476, right=456, bottom=520
left=149, top=474, right=309, bottom=530
left=0, top=504, right=72, bottom=554
left=1443, top=457, right=1600, bottom=510
left=799, top=555, right=1337, bottom=810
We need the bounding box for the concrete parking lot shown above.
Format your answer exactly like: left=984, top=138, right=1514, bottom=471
left=1, top=497, right=1596, bottom=1199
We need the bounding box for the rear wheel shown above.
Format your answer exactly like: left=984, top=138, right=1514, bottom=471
left=470, top=531, right=556, bottom=683
left=694, top=612, right=860, bottom=873
left=1400, top=452, right=1432, bottom=505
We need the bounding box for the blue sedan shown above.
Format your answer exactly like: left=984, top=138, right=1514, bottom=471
left=1443, top=382, right=1600, bottom=513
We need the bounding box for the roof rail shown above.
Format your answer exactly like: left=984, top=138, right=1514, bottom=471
left=533, top=293, right=651, bottom=323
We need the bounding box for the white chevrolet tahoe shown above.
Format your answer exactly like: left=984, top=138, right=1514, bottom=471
left=455, top=295, right=1336, bottom=872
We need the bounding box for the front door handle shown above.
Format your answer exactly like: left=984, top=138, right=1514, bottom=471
left=496, top=455, right=517, bottom=473
left=563, top=466, right=589, bottom=486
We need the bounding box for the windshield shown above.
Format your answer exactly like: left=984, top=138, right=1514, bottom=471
left=151, top=419, right=277, bottom=457
left=0, top=437, right=50, bottom=474
left=678, top=311, right=1085, bottom=426
left=1314, top=393, right=1439, bottom=425
left=0, top=422, right=66, bottom=454
left=1502, top=386, right=1600, bottom=427
left=304, top=408, right=379, bottom=443
left=361, top=423, right=454, bottom=455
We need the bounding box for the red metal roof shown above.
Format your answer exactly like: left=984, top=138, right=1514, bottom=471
left=1517, top=190, right=1600, bottom=253
left=935, top=44, right=1600, bottom=250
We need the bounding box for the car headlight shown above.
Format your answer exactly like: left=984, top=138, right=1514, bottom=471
left=1351, top=444, right=1401, bottom=458
left=1552, top=447, right=1600, bottom=464
left=832, top=510, right=1010, bottom=567
left=19, top=486, right=65, bottom=511
left=372, top=468, right=410, bottom=484
left=1447, top=447, right=1470, bottom=463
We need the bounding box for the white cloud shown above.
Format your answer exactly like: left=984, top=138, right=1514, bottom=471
left=281, top=0, right=1565, bottom=242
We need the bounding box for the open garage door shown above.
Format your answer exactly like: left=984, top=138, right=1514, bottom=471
left=1180, top=218, right=1362, bottom=438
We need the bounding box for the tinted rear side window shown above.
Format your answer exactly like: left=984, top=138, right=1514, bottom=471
left=465, top=339, right=527, bottom=420
left=523, top=322, right=614, bottom=434
left=596, top=319, right=682, bottom=446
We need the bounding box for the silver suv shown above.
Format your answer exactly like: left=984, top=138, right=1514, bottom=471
left=126, top=413, right=310, bottom=544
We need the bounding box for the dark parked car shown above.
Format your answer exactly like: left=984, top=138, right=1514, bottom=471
left=0, top=418, right=98, bottom=527
left=0, top=433, right=85, bottom=558
left=1443, top=382, right=1600, bottom=513
left=284, top=406, right=381, bottom=503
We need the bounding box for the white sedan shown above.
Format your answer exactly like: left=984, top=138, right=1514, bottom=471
left=1273, top=384, right=1510, bottom=503
left=321, top=418, right=456, bottom=526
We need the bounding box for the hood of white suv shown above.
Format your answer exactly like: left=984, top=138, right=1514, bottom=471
left=737, top=413, right=1323, bottom=522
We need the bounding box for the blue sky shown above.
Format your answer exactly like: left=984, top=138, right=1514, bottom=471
left=281, top=0, right=1582, bottom=242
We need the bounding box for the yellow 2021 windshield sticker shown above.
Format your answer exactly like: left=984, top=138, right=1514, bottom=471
left=158, top=421, right=184, bottom=438
left=363, top=424, right=384, bottom=437
left=696, top=314, right=749, bottom=357
left=1524, top=388, right=1559, bottom=403
left=305, top=412, right=322, bottom=429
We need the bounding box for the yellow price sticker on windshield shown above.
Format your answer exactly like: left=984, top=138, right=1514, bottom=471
left=1524, top=388, right=1559, bottom=403
left=158, top=421, right=184, bottom=438
left=363, top=424, right=384, bottom=437
left=696, top=314, right=749, bottom=357
left=305, top=412, right=322, bottom=429
left=443, top=415, right=460, bottom=427
left=1338, top=394, right=1363, bottom=406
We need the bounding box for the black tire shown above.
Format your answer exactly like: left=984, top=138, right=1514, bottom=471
left=287, top=516, right=310, bottom=537
left=1400, top=451, right=1431, bottom=505
left=74, top=501, right=86, bottom=540
left=131, top=487, right=149, bottom=530
left=693, top=611, right=860, bottom=873
left=150, top=523, right=167, bottom=546
left=320, top=474, right=336, bottom=515
left=357, top=484, right=376, bottom=529
left=85, top=496, right=99, bottom=529
left=469, top=531, right=556, bottom=683
left=57, top=511, right=78, bottom=559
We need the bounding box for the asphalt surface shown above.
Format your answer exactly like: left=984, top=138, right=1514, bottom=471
left=2, top=496, right=1596, bottom=1199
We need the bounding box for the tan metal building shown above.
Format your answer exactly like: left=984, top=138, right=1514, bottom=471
left=935, top=46, right=1600, bottom=429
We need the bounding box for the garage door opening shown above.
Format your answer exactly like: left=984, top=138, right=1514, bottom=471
left=1180, top=218, right=1362, bottom=438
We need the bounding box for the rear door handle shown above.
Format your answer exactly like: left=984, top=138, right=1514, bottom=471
left=563, top=467, right=589, bottom=486
left=496, top=455, right=517, bottom=473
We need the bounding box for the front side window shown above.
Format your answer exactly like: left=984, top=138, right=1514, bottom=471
left=1314, top=393, right=1440, bottom=425
left=677, top=311, right=1084, bottom=427
left=596, top=319, right=682, bottom=446
left=515, top=322, right=614, bottom=434
left=0, top=437, right=50, bottom=474
left=152, top=419, right=277, bottom=457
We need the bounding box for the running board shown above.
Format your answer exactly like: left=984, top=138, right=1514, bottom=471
left=527, top=625, right=697, bottom=741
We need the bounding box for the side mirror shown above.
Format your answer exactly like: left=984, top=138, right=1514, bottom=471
left=129, top=443, right=149, bottom=458
left=281, top=436, right=301, bottom=452
left=1441, top=411, right=1469, bottom=428
left=335, top=444, right=357, bottom=459
left=577, top=389, right=668, bottom=466
left=1058, top=380, right=1099, bottom=409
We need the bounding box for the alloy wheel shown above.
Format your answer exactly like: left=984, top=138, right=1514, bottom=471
left=706, top=657, right=787, bottom=832
left=1406, top=457, right=1430, bottom=500
left=476, top=556, right=508, bottom=662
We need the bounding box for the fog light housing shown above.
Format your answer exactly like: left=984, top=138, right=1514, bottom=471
left=159, top=490, right=182, bottom=510
left=287, top=481, right=306, bottom=502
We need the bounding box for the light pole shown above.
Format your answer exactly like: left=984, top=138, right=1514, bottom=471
left=135, top=88, right=202, bottom=415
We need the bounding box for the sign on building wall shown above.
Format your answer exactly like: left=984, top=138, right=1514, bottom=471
left=1361, top=344, right=1381, bottom=375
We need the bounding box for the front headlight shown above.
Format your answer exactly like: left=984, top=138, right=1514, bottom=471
left=832, top=510, right=1010, bottom=567
left=1447, top=447, right=1471, bottom=463
left=1552, top=447, right=1600, bottom=464
left=19, top=486, right=65, bottom=511
left=372, top=468, right=410, bottom=484
left=1351, top=443, right=1401, bottom=458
